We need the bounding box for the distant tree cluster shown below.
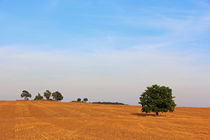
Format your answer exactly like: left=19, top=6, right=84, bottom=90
left=92, top=102, right=125, bottom=105
left=77, top=98, right=88, bottom=102
left=72, top=98, right=88, bottom=102
left=20, top=90, right=63, bottom=101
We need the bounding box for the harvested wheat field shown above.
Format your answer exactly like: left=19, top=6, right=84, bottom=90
left=0, top=101, right=210, bottom=140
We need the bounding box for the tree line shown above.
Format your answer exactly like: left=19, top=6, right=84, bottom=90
left=20, top=90, right=89, bottom=103
left=21, top=90, right=63, bottom=101
left=92, top=102, right=125, bottom=105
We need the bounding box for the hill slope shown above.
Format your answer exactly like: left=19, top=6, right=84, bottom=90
left=0, top=101, right=210, bottom=140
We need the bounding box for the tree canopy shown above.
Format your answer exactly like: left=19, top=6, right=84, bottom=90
left=34, top=93, right=44, bottom=100
left=52, top=91, right=63, bottom=101
left=21, top=90, right=32, bottom=100
left=44, top=90, right=52, bottom=100
left=139, top=84, right=176, bottom=115
left=83, top=98, right=88, bottom=102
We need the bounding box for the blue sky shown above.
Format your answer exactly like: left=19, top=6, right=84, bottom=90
left=0, top=0, right=210, bottom=106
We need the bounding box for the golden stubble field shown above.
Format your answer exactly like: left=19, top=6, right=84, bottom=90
left=0, top=101, right=209, bottom=140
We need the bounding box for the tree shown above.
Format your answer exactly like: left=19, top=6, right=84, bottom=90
left=44, top=90, right=52, bottom=100
left=34, top=93, right=43, bottom=100
left=52, top=91, right=63, bottom=101
left=83, top=98, right=88, bottom=102
left=21, top=90, right=32, bottom=100
left=139, top=84, right=176, bottom=116
left=77, top=98, right=81, bottom=102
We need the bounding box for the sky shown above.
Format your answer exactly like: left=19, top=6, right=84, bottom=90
left=0, top=0, right=210, bottom=106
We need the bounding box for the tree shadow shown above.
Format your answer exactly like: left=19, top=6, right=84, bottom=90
left=131, top=113, right=156, bottom=117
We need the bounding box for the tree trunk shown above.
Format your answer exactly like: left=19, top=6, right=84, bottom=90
left=156, top=112, right=159, bottom=116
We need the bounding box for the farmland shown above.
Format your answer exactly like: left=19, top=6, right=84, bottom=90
left=0, top=101, right=210, bottom=140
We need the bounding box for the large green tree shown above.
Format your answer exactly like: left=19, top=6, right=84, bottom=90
left=52, top=91, right=63, bottom=101
left=139, top=85, right=176, bottom=115
left=21, top=90, right=32, bottom=100
left=34, top=93, right=44, bottom=100
left=44, top=90, right=52, bottom=100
